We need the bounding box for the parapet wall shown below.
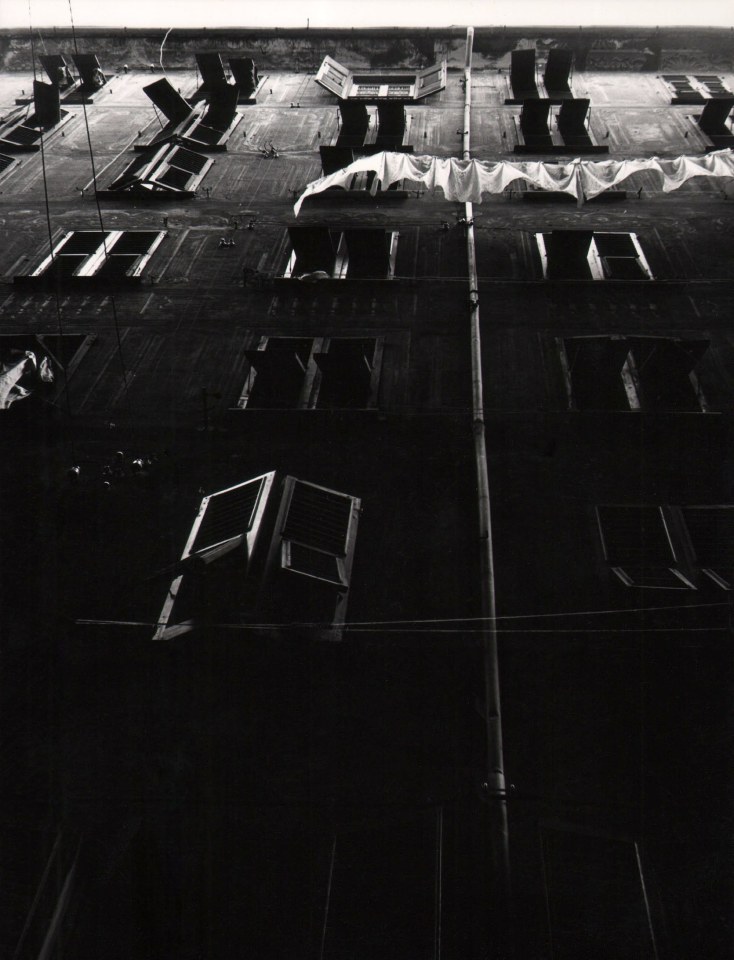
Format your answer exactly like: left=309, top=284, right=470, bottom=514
left=1, top=26, right=733, bottom=73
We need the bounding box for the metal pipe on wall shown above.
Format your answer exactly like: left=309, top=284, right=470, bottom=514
left=462, top=24, right=513, bottom=956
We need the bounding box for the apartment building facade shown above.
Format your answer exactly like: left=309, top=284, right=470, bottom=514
left=0, top=24, right=732, bottom=960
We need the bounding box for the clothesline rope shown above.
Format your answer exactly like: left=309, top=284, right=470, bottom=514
left=293, top=148, right=734, bottom=215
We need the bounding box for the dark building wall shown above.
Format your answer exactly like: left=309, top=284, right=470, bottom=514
left=2, top=26, right=734, bottom=72
left=1, top=36, right=733, bottom=960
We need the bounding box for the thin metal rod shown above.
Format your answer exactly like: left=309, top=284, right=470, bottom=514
left=319, top=834, right=337, bottom=960
left=434, top=806, right=444, bottom=960
left=462, top=24, right=513, bottom=955
left=635, top=842, right=660, bottom=960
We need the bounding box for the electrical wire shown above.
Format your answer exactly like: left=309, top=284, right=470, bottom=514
left=73, top=619, right=729, bottom=635
left=27, top=0, right=76, bottom=461
left=65, top=0, right=130, bottom=399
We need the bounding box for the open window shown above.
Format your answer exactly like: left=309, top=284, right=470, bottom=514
left=375, top=102, right=406, bottom=150
left=596, top=505, right=695, bottom=590
left=71, top=53, right=106, bottom=92
left=542, top=49, right=573, bottom=100
left=194, top=52, right=228, bottom=93
left=0, top=81, right=71, bottom=152
left=559, top=336, right=709, bottom=411
left=229, top=57, right=260, bottom=100
left=153, top=472, right=277, bottom=640
left=516, top=99, right=553, bottom=152
left=0, top=333, right=90, bottom=409
left=103, top=142, right=214, bottom=197
left=152, top=472, right=360, bottom=641
left=535, top=231, right=653, bottom=280
left=507, top=49, right=538, bottom=102
left=315, top=55, right=446, bottom=101
left=239, top=338, right=314, bottom=409
left=284, top=227, right=398, bottom=280
left=597, top=503, right=734, bottom=591
left=39, top=53, right=75, bottom=90
left=235, top=337, right=383, bottom=411
left=692, top=99, right=734, bottom=149
left=681, top=506, right=734, bottom=589
left=514, top=99, right=604, bottom=154
left=263, top=477, right=361, bottom=637
left=336, top=102, right=370, bottom=148
left=17, top=230, right=166, bottom=283
left=179, top=83, right=241, bottom=150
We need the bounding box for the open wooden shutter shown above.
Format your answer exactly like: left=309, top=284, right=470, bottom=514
left=315, top=56, right=352, bottom=98
left=415, top=61, right=447, bottom=99
left=153, top=472, right=276, bottom=639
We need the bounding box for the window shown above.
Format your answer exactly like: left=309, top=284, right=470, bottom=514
left=279, top=478, right=358, bottom=587
left=663, top=74, right=703, bottom=103
left=693, top=99, right=734, bottom=149
left=663, top=73, right=732, bottom=102
left=104, top=142, right=213, bottom=196
left=153, top=472, right=360, bottom=640
left=681, top=506, right=734, bottom=589
left=235, top=336, right=383, bottom=410
left=559, top=336, right=709, bottom=411
left=597, top=505, right=692, bottom=589
left=264, top=477, right=361, bottom=637
left=693, top=75, right=733, bottom=98
left=540, top=825, right=657, bottom=960
left=284, top=227, right=398, bottom=280
left=315, top=56, right=445, bottom=101
left=0, top=333, right=90, bottom=409
left=153, top=472, right=276, bottom=640
left=596, top=504, right=734, bottom=590
left=142, top=78, right=241, bottom=150
left=18, top=230, right=166, bottom=282
left=535, top=231, right=653, bottom=280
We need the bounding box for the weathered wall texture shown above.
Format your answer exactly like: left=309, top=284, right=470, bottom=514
left=1, top=26, right=734, bottom=73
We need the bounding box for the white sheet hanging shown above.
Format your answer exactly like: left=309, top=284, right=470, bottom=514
left=293, top=149, right=734, bottom=215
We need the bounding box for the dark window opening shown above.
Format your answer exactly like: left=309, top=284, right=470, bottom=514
left=629, top=338, right=708, bottom=411
left=562, top=337, right=632, bottom=410
left=244, top=339, right=313, bottom=409
left=561, top=336, right=708, bottom=412
left=596, top=505, right=691, bottom=589
left=153, top=473, right=360, bottom=640
left=537, top=231, right=652, bottom=280
left=595, top=503, right=734, bottom=590
left=237, top=337, right=382, bottom=411
left=158, top=166, right=193, bottom=190
left=314, top=339, right=377, bottom=409
left=681, top=506, right=734, bottom=589
left=19, top=231, right=165, bottom=283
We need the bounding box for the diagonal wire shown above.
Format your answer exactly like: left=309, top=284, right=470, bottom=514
left=66, top=0, right=130, bottom=400
left=27, top=0, right=76, bottom=461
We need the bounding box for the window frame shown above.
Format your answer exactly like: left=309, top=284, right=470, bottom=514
left=283, top=230, right=399, bottom=280
left=153, top=471, right=277, bottom=640
left=234, top=335, right=384, bottom=411
left=596, top=503, right=734, bottom=591
left=557, top=335, right=709, bottom=412
left=25, top=229, right=166, bottom=280
left=535, top=231, right=653, bottom=280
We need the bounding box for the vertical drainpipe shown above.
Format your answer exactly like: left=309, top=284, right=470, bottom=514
left=462, top=26, right=513, bottom=955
